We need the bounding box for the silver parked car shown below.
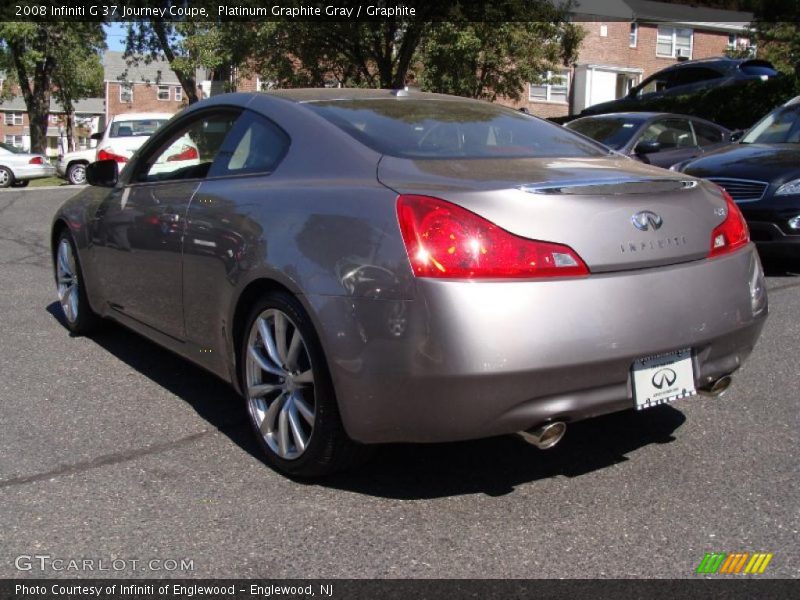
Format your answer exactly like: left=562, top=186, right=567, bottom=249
left=56, top=147, right=97, bottom=185
left=0, top=142, right=55, bottom=188
left=51, top=90, right=767, bottom=477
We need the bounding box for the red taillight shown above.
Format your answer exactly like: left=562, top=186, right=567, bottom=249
left=709, top=188, right=749, bottom=258
left=97, top=148, right=128, bottom=163
left=397, top=194, right=589, bottom=279
left=28, top=156, right=43, bottom=165
left=166, top=145, right=199, bottom=162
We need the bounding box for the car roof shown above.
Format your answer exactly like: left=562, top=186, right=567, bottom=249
left=110, top=112, right=175, bottom=121
left=263, top=88, right=473, bottom=103
left=657, top=56, right=772, bottom=73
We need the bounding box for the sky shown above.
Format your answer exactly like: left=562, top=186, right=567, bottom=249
left=104, top=22, right=127, bottom=52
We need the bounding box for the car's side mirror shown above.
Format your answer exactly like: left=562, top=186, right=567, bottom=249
left=90, top=132, right=104, bottom=141
left=86, top=160, right=119, bottom=187
left=634, top=140, right=661, bottom=155
left=729, top=130, right=745, bottom=142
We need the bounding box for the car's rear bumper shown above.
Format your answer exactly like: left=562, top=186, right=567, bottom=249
left=14, top=164, right=56, bottom=180
left=307, top=246, right=767, bottom=444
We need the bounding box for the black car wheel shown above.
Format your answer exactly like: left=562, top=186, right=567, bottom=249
left=67, top=162, right=87, bottom=185
left=0, top=166, right=14, bottom=188
left=240, top=291, right=366, bottom=477
left=54, top=230, right=101, bottom=335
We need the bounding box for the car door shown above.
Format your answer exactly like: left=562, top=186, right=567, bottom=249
left=660, top=67, right=725, bottom=98
left=691, top=119, right=730, bottom=155
left=181, top=110, right=290, bottom=368
left=634, top=117, right=698, bottom=168
left=91, top=109, right=241, bottom=339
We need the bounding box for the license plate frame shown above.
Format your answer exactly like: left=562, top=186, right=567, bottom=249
left=631, top=349, right=697, bottom=411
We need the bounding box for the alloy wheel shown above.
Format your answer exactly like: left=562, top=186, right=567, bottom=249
left=245, top=308, right=316, bottom=460
left=56, top=238, right=79, bottom=323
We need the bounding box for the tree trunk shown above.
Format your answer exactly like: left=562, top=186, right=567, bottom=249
left=152, top=20, right=200, bottom=104
left=65, top=113, right=75, bottom=153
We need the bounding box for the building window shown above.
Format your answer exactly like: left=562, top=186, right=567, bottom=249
left=120, top=83, right=133, bottom=103
left=174, top=86, right=183, bottom=101
left=600, top=24, right=608, bottom=37
left=4, top=134, right=23, bottom=148
left=529, top=70, right=570, bottom=104
left=4, top=112, right=23, bottom=126
left=157, top=85, right=170, bottom=101
left=630, top=23, right=638, bottom=48
left=657, top=26, right=693, bottom=59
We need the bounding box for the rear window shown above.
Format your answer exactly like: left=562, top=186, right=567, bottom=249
left=739, top=62, right=778, bottom=77
left=306, top=99, right=608, bottom=159
left=110, top=119, right=169, bottom=138
left=566, top=118, right=641, bottom=150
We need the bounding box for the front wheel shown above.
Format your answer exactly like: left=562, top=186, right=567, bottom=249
left=54, top=230, right=100, bottom=335
left=0, top=166, right=14, bottom=188
left=240, top=292, right=366, bottom=477
left=67, top=163, right=87, bottom=185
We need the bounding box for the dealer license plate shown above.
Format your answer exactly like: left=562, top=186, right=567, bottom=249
left=631, top=349, right=697, bottom=410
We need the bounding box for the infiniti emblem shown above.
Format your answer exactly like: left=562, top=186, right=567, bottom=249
left=651, top=368, right=677, bottom=389
left=631, top=210, right=663, bottom=231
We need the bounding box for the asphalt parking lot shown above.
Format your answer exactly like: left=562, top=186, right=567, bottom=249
left=0, top=187, right=798, bottom=579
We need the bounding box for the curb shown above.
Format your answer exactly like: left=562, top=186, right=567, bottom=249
left=0, top=185, right=86, bottom=192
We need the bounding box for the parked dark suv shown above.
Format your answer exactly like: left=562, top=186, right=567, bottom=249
left=580, top=57, right=779, bottom=117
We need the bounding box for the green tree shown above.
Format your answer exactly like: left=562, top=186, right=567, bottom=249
left=0, top=22, right=105, bottom=154
left=248, top=1, right=581, bottom=99
left=419, top=21, right=584, bottom=101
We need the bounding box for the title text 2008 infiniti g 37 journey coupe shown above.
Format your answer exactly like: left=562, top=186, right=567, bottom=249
left=51, top=89, right=768, bottom=477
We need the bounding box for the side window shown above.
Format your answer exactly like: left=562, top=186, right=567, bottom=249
left=692, top=121, right=724, bottom=146
left=669, top=67, right=723, bottom=89
left=133, top=111, right=241, bottom=184
left=209, top=111, right=290, bottom=178
left=640, top=119, right=694, bottom=150
left=637, top=73, right=673, bottom=96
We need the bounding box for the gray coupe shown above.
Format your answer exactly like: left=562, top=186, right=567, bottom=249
left=51, top=89, right=767, bottom=477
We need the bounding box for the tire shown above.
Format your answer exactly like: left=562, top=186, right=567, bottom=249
left=54, top=229, right=101, bottom=335
left=11, top=179, right=29, bottom=188
left=240, top=291, right=366, bottom=477
left=0, top=166, right=14, bottom=188
left=67, top=162, right=87, bottom=185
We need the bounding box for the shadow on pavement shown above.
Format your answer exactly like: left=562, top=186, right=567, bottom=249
left=47, top=301, right=686, bottom=499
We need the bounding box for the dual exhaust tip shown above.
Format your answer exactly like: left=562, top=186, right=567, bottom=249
left=520, top=375, right=733, bottom=450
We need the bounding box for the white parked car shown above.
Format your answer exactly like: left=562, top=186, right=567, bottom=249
left=0, top=142, right=55, bottom=188
left=92, top=112, right=199, bottom=175
left=92, top=112, right=174, bottom=163
left=56, top=147, right=96, bottom=185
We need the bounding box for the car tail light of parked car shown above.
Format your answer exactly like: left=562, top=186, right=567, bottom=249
left=709, top=188, right=749, bottom=258
left=397, top=194, right=589, bottom=279
left=28, top=156, right=44, bottom=165
left=97, top=148, right=129, bottom=163
left=166, top=145, right=199, bottom=162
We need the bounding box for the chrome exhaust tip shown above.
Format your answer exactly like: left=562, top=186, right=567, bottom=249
left=698, top=375, right=733, bottom=397
left=519, top=422, right=567, bottom=450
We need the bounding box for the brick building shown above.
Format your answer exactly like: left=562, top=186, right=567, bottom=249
left=502, top=0, right=752, bottom=118
left=103, top=51, right=190, bottom=123
left=0, top=94, right=104, bottom=158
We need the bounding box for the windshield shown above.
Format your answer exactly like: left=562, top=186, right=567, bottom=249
left=109, top=119, right=168, bottom=138
left=0, top=142, right=25, bottom=154
left=566, top=118, right=641, bottom=150
left=306, top=99, right=609, bottom=159
left=742, top=105, right=800, bottom=144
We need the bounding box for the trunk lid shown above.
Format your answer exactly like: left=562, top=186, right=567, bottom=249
left=378, top=156, right=726, bottom=273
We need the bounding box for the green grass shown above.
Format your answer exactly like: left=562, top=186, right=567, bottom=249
left=27, top=177, right=70, bottom=187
